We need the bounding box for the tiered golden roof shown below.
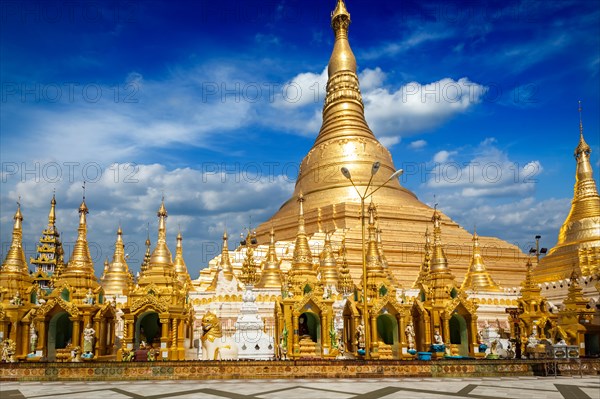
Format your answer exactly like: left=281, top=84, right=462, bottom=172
left=425, top=207, right=459, bottom=301
left=52, top=198, right=101, bottom=302
left=239, top=231, right=259, bottom=286
left=535, top=102, right=600, bottom=282
left=256, top=227, right=283, bottom=289
left=30, top=194, right=65, bottom=288
left=140, top=228, right=151, bottom=278
left=461, top=230, right=502, bottom=292
left=318, top=232, right=339, bottom=290
left=101, top=227, right=132, bottom=296
left=254, top=0, right=526, bottom=289
left=174, top=231, right=192, bottom=288
left=206, top=230, right=238, bottom=291
left=0, top=202, right=32, bottom=302
left=376, top=225, right=400, bottom=288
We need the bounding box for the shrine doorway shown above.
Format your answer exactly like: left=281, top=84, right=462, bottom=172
left=298, top=312, right=320, bottom=343
left=376, top=313, right=399, bottom=358
left=449, top=313, right=469, bottom=356
left=47, top=311, right=72, bottom=361
left=135, top=311, right=161, bottom=349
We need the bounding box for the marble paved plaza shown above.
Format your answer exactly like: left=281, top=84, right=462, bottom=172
left=1, top=376, right=599, bottom=399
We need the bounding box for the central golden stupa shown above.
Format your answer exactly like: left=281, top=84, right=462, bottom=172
left=254, top=0, right=526, bottom=287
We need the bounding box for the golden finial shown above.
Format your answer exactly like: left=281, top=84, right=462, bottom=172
left=575, top=100, right=591, bottom=158
left=145, top=222, right=151, bottom=247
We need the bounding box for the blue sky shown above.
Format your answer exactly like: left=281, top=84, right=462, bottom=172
left=1, top=0, right=599, bottom=279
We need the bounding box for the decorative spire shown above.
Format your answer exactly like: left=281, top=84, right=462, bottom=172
left=174, top=230, right=192, bottom=287
left=319, top=231, right=339, bottom=289
left=536, top=101, right=600, bottom=280
left=362, top=202, right=393, bottom=299
left=461, top=229, right=501, bottom=292
left=31, top=193, right=63, bottom=286
left=140, top=224, right=151, bottom=276
left=412, top=228, right=431, bottom=288
left=48, top=192, right=56, bottom=227
left=147, top=198, right=174, bottom=273
left=292, top=193, right=313, bottom=271
left=1, top=201, right=28, bottom=274
left=329, top=0, right=355, bottom=77
left=66, top=195, right=94, bottom=274
left=256, top=227, right=283, bottom=289
left=219, top=229, right=235, bottom=278
left=429, top=206, right=449, bottom=272
left=101, top=226, right=132, bottom=296
left=337, top=235, right=354, bottom=295
left=239, top=231, right=259, bottom=286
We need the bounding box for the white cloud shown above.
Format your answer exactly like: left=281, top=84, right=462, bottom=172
left=408, top=140, right=427, bottom=150
left=1, top=163, right=295, bottom=278
left=273, top=67, right=328, bottom=109
left=433, top=150, right=456, bottom=163
left=358, top=67, right=386, bottom=90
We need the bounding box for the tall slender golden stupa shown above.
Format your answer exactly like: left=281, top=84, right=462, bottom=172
left=461, top=230, right=502, bottom=292
left=101, top=227, right=133, bottom=296
left=254, top=0, right=526, bottom=288
left=535, top=103, right=600, bottom=282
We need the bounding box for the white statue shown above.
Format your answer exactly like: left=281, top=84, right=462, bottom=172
left=433, top=329, right=444, bottom=345
left=405, top=322, right=416, bottom=350
left=9, top=292, right=22, bottom=306
left=215, top=270, right=240, bottom=295
left=356, top=322, right=365, bottom=350
left=84, top=288, right=95, bottom=305
left=83, top=323, right=95, bottom=355
left=29, top=325, right=38, bottom=354
left=201, top=311, right=238, bottom=360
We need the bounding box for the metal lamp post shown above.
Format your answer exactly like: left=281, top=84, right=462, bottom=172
left=340, top=162, right=403, bottom=359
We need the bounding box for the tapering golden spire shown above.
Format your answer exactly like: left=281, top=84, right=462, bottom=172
left=430, top=206, right=449, bottom=273
left=140, top=225, right=151, bottom=277
left=102, top=226, right=132, bottom=296
left=365, top=203, right=384, bottom=274
left=461, top=229, right=501, bottom=292
left=147, top=198, right=174, bottom=273
left=31, top=193, right=64, bottom=285
left=66, top=197, right=94, bottom=274
left=337, top=236, right=354, bottom=295
left=1, top=201, right=28, bottom=274
left=319, top=232, right=339, bottom=289
left=48, top=193, right=56, bottom=227
left=256, top=227, right=283, bottom=289
left=239, top=231, right=259, bottom=286
left=412, top=228, right=431, bottom=288
left=219, top=229, right=234, bottom=278
left=536, top=102, right=600, bottom=281
left=292, top=193, right=313, bottom=272
left=261, top=0, right=421, bottom=225
left=174, top=231, right=192, bottom=287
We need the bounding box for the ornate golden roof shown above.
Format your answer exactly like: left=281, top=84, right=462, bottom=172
left=430, top=207, right=449, bottom=273
left=140, top=228, right=151, bottom=277
left=425, top=207, right=459, bottom=302
left=206, top=229, right=237, bottom=291
left=535, top=102, right=600, bottom=282
left=30, top=194, right=64, bottom=279
left=363, top=202, right=395, bottom=298
left=461, top=231, right=502, bottom=292
left=256, top=227, right=283, bottom=289
left=239, top=231, right=259, bottom=286
left=101, top=227, right=132, bottom=296
left=376, top=225, right=400, bottom=288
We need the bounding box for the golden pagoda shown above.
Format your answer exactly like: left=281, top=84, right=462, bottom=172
left=553, top=270, right=595, bottom=355
left=30, top=194, right=65, bottom=289
left=461, top=230, right=502, bottom=292
left=206, top=230, right=241, bottom=292
left=252, top=0, right=526, bottom=289
left=119, top=199, right=193, bottom=361
left=34, top=196, right=117, bottom=361
left=412, top=207, right=479, bottom=357
left=239, top=231, right=259, bottom=286
left=256, top=227, right=282, bottom=289
left=511, top=258, right=557, bottom=351
left=174, top=231, right=192, bottom=289
left=276, top=194, right=335, bottom=359
left=139, top=226, right=151, bottom=278
left=535, top=102, right=600, bottom=282
left=0, top=202, right=35, bottom=359
left=101, top=227, right=132, bottom=296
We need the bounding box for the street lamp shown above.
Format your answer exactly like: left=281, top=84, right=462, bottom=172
left=529, top=235, right=548, bottom=264
left=340, top=162, right=403, bottom=359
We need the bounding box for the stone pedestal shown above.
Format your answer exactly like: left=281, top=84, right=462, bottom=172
left=233, top=286, right=275, bottom=360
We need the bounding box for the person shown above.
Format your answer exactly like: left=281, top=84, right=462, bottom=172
left=83, top=323, right=95, bottom=355
left=405, top=322, right=416, bottom=350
